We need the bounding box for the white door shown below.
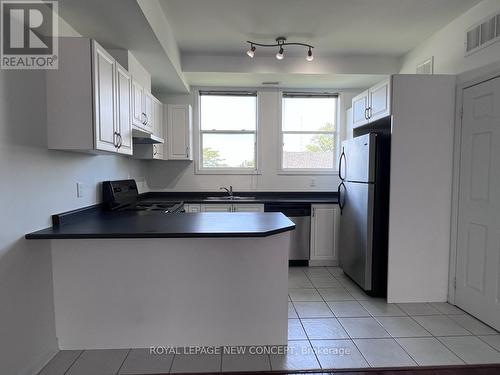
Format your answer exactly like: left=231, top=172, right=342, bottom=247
left=232, top=204, right=264, bottom=212
left=168, top=104, right=191, bottom=160
left=200, top=204, right=232, bottom=212
left=92, top=42, right=117, bottom=153
left=352, top=90, right=369, bottom=128
left=115, top=63, right=132, bottom=155
left=368, top=78, right=391, bottom=122
left=455, top=75, right=500, bottom=330
left=310, top=204, right=339, bottom=262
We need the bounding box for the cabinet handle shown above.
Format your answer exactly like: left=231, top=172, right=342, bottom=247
left=186, top=147, right=189, bottom=158
left=312, top=207, right=315, bottom=217
left=145, top=113, right=149, bottom=125
left=364, top=108, right=369, bottom=120
left=117, top=133, right=123, bottom=148
left=367, top=106, right=372, bottom=119
left=141, top=112, right=146, bottom=125
left=113, top=131, right=119, bottom=147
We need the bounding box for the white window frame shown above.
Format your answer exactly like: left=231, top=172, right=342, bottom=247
left=195, top=90, right=260, bottom=175
left=278, top=91, right=340, bottom=175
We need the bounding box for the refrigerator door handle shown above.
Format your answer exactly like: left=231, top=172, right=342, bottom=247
left=338, top=182, right=346, bottom=215
left=338, top=147, right=346, bottom=181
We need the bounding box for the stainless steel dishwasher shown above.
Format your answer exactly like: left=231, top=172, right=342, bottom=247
left=265, top=203, right=311, bottom=263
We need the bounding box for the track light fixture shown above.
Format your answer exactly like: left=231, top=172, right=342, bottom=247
left=245, top=37, right=314, bottom=61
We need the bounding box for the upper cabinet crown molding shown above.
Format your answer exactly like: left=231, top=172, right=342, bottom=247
left=47, top=38, right=132, bottom=155
left=352, top=77, right=391, bottom=128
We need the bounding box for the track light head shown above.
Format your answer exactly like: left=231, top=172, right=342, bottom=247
left=246, top=45, right=256, bottom=58
left=276, top=46, right=284, bottom=60
left=306, top=47, right=314, bottom=61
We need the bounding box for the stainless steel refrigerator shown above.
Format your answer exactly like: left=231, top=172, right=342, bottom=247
left=338, top=133, right=390, bottom=297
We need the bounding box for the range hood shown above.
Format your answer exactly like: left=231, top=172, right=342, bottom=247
left=132, top=128, right=164, bottom=144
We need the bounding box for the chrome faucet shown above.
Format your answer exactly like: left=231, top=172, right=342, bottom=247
left=220, top=185, right=233, bottom=197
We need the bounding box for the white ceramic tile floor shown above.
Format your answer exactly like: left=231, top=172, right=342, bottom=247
left=38, top=266, right=500, bottom=374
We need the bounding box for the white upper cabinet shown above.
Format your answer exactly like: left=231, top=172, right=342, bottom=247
left=144, top=92, right=154, bottom=134
left=368, top=78, right=391, bottom=123
left=352, top=90, right=369, bottom=128
left=93, top=42, right=116, bottom=153
left=47, top=38, right=132, bottom=155
left=167, top=104, right=192, bottom=160
left=310, top=204, right=339, bottom=264
left=131, top=79, right=144, bottom=129
left=115, top=63, right=133, bottom=155
left=352, top=77, right=392, bottom=129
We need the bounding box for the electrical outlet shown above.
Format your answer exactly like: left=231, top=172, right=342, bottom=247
left=309, top=178, right=316, bottom=187
left=76, top=182, right=84, bottom=198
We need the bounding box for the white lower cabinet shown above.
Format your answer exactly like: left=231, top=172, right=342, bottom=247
left=232, top=204, right=264, bottom=212
left=198, top=203, right=264, bottom=212
left=184, top=204, right=201, bottom=213
left=310, top=204, right=339, bottom=265
left=200, top=204, right=232, bottom=212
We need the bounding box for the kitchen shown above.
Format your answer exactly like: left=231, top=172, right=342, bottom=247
left=2, top=0, right=500, bottom=374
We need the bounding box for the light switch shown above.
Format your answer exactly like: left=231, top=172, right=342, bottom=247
left=76, top=182, right=84, bottom=198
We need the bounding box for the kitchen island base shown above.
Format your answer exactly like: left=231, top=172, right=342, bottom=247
left=51, top=233, right=289, bottom=349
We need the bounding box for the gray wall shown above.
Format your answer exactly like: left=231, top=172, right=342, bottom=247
left=0, top=70, right=143, bottom=375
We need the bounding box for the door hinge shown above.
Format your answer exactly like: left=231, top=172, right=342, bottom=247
left=459, top=107, right=463, bottom=119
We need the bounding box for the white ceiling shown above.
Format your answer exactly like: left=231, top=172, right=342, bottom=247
left=160, top=0, right=481, bottom=57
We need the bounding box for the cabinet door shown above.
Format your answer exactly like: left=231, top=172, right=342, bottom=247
left=184, top=204, right=201, bottom=213
left=131, top=79, right=144, bottom=128
left=167, top=104, right=192, bottom=160
left=232, top=204, right=264, bottom=212
left=310, top=204, right=339, bottom=263
left=352, top=90, right=369, bottom=128
left=200, top=204, right=232, bottom=212
left=144, top=92, right=154, bottom=134
left=115, top=63, right=132, bottom=155
left=153, top=98, right=163, bottom=138
left=368, top=78, right=391, bottom=122
left=92, top=41, right=117, bottom=152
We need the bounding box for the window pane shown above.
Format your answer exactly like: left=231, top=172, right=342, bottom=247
left=283, top=133, right=335, bottom=169
left=200, top=95, right=256, bottom=131
left=282, top=97, right=337, bottom=132
left=202, top=133, right=255, bottom=168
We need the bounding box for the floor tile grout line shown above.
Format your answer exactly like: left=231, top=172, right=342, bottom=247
left=115, top=348, right=131, bottom=375
left=168, top=353, right=176, bottom=374
left=476, top=335, right=500, bottom=354
left=434, top=336, right=472, bottom=364
left=62, top=349, right=85, bottom=375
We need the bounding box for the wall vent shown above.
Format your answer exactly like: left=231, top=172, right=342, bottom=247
left=416, top=57, right=434, bottom=74
left=465, top=11, right=500, bottom=55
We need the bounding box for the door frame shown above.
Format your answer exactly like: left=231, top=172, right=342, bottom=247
left=448, top=63, right=500, bottom=304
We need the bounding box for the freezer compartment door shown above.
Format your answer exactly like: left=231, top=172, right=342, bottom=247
left=339, top=181, right=374, bottom=291
left=341, top=133, right=377, bottom=183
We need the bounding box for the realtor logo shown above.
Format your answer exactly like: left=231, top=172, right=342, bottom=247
left=1, top=0, right=58, bottom=69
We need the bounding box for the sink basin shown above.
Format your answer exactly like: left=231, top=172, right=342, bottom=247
left=205, top=196, right=257, bottom=201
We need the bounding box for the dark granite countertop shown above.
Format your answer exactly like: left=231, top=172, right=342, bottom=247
left=25, top=191, right=338, bottom=240
left=25, top=211, right=295, bottom=239
left=141, top=191, right=338, bottom=204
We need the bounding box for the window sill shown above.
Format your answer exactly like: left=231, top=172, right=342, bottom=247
left=277, top=169, right=339, bottom=176
left=195, top=169, right=261, bottom=175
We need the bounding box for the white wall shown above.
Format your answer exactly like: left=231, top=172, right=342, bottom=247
left=399, top=0, right=500, bottom=75
left=146, top=88, right=357, bottom=192
left=0, top=19, right=145, bottom=374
